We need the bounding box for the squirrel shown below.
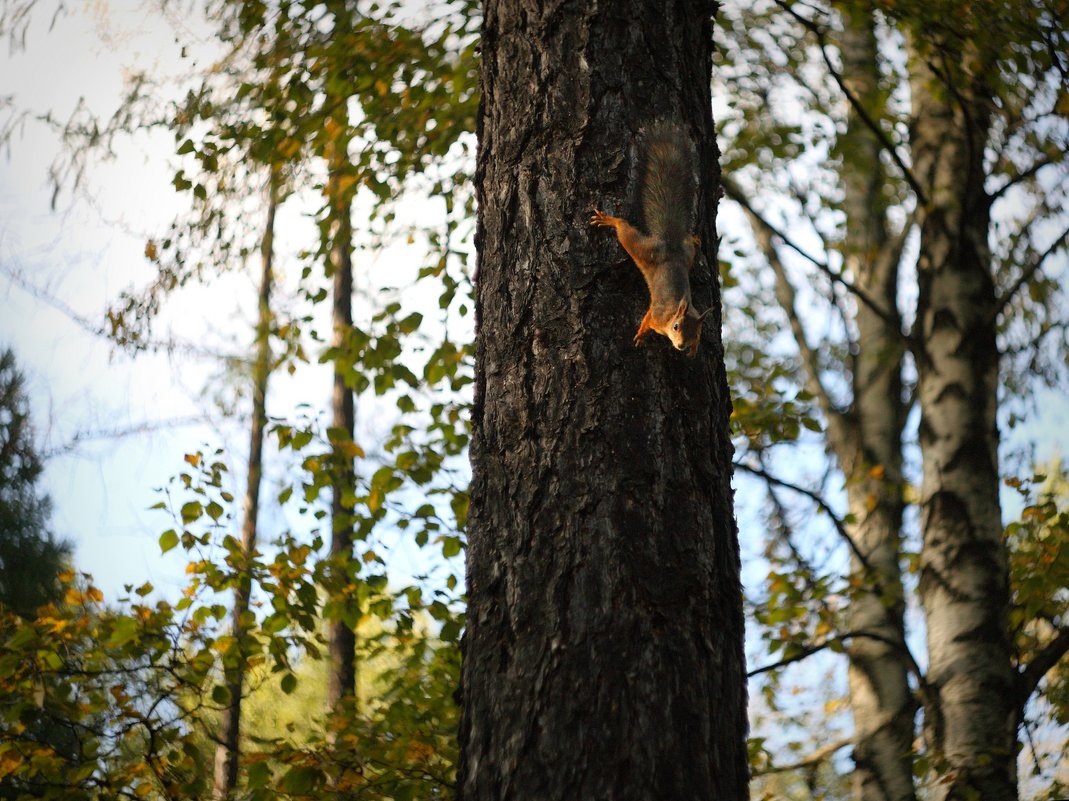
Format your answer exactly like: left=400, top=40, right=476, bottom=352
left=591, top=122, right=711, bottom=357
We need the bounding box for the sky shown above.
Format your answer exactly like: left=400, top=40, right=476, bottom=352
left=0, top=1, right=466, bottom=601
left=3, top=0, right=1068, bottom=605
left=1, top=2, right=220, bottom=596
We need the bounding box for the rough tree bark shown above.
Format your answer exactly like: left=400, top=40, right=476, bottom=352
left=909, top=35, right=1016, bottom=801
left=212, top=172, right=278, bottom=801
left=459, top=2, right=747, bottom=800
left=835, top=5, right=915, bottom=801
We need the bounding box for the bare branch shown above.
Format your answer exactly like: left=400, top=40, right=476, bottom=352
left=754, top=737, right=851, bottom=776
left=723, top=176, right=828, bottom=273
left=1017, top=626, right=1069, bottom=708
left=747, top=636, right=836, bottom=677
left=42, top=416, right=210, bottom=458
left=723, top=177, right=910, bottom=347
left=993, top=222, right=1069, bottom=321
left=735, top=460, right=865, bottom=567
left=748, top=627, right=923, bottom=681
left=771, top=0, right=929, bottom=206
left=0, top=262, right=240, bottom=361
left=989, top=153, right=1061, bottom=204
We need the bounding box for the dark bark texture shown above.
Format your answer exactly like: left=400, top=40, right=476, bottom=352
left=460, top=2, right=747, bottom=801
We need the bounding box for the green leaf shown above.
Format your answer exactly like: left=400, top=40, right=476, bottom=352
left=181, top=501, right=203, bottom=524
left=247, top=761, right=271, bottom=789
left=280, top=672, right=298, bottom=694
left=159, top=529, right=179, bottom=553
left=398, top=311, right=423, bottom=334
left=280, top=765, right=321, bottom=794
left=41, top=649, right=64, bottom=670
left=107, top=617, right=140, bottom=648
left=441, top=535, right=462, bottom=559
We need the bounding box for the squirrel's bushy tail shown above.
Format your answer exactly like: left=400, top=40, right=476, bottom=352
left=639, top=122, right=697, bottom=246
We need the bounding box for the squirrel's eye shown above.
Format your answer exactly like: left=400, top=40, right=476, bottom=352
left=673, top=323, right=680, bottom=331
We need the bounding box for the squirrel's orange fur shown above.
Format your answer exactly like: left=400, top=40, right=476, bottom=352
left=591, top=123, right=710, bottom=357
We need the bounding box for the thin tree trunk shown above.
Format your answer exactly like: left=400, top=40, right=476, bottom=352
left=835, top=5, right=914, bottom=801
left=459, top=2, right=747, bottom=800
left=212, top=171, right=279, bottom=801
left=909, top=36, right=1016, bottom=801
left=326, top=134, right=357, bottom=713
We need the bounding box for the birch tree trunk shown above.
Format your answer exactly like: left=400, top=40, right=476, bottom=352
left=835, top=6, right=914, bottom=801
left=459, top=2, right=747, bottom=800
left=909, top=38, right=1016, bottom=801
left=212, top=172, right=278, bottom=801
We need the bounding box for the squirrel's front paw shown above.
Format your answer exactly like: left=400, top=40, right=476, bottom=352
left=590, top=210, right=614, bottom=228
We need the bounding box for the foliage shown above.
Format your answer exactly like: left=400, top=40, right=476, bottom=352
left=1007, top=464, right=1069, bottom=716
left=5, top=0, right=1069, bottom=796
left=715, top=0, right=1069, bottom=791
left=0, top=443, right=464, bottom=800
left=5, top=0, right=478, bottom=797
left=0, top=347, right=70, bottom=619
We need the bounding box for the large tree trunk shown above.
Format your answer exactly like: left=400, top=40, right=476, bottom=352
left=909, top=36, right=1016, bottom=801
left=459, top=2, right=747, bottom=800
left=212, top=172, right=278, bottom=801
left=835, top=6, right=914, bottom=801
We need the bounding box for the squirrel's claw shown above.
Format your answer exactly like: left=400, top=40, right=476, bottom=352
left=591, top=209, right=619, bottom=228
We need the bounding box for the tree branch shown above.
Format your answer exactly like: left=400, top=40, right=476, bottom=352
left=748, top=627, right=924, bottom=683
left=772, top=0, right=929, bottom=206
left=989, top=153, right=1061, bottom=204
left=993, top=221, right=1069, bottom=321
left=723, top=177, right=910, bottom=346
left=1017, top=626, right=1069, bottom=708
left=754, top=737, right=852, bottom=776
left=735, top=460, right=866, bottom=568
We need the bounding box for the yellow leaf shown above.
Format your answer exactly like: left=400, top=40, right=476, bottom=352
left=336, top=440, right=365, bottom=459
left=278, top=137, right=301, bottom=159
left=334, top=173, right=359, bottom=198
left=868, top=464, right=885, bottom=480
left=0, top=749, right=23, bottom=779
left=86, top=586, right=104, bottom=603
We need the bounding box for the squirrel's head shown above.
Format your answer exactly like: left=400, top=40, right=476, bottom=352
left=667, top=298, right=712, bottom=357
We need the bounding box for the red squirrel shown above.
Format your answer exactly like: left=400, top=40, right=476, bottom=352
left=591, top=122, right=711, bottom=357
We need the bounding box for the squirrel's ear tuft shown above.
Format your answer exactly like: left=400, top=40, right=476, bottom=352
left=697, top=305, right=713, bottom=321
left=676, top=297, right=689, bottom=317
